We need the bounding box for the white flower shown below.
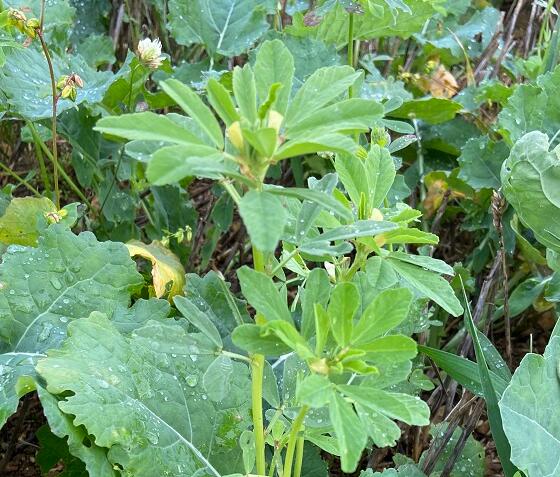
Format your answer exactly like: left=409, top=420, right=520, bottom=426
left=137, top=37, right=164, bottom=69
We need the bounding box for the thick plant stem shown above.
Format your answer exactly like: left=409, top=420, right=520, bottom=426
left=252, top=243, right=267, bottom=475
left=37, top=31, right=60, bottom=209
left=293, top=437, right=305, bottom=477
left=283, top=405, right=308, bottom=477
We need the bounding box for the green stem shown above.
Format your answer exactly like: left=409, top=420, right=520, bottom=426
left=127, top=65, right=140, bottom=112
left=251, top=243, right=267, bottom=475
left=252, top=354, right=266, bottom=475
left=283, top=406, right=308, bottom=477
left=37, top=30, right=59, bottom=209
left=293, top=437, right=305, bottom=477
left=348, top=13, right=355, bottom=99
left=220, top=180, right=242, bottom=205
left=27, top=121, right=51, bottom=196
left=29, top=124, right=90, bottom=207
left=0, top=161, right=41, bottom=197
left=220, top=350, right=251, bottom=363
left=271, top=248, right=299, bottom=276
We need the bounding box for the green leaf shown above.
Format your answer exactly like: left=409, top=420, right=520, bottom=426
left=95, top=112, right=209, bottom=147
left=160, top=79, right=224, bottom=149
left=146, top=145, right=236, bottom=185
left=285, top=66, right=361, bottom=127
left=462, top=284, right=516, bottom=477
left=232, top=323, right=292, bottom=356
left=338, top=385, right=429, bottom=426
left=167, top=0, right=272, bottom=57
left=237, top=266, right=292, bottom=324
left=203, top=355, right=234, bottom=402
left=501, top=131, right=560, bottom=252
left=499, top=336, right=560, bottom=476
left=254, top=39, right=294, bottom=116
left=0, top=225, right=142, bottom=354
left=37, top=313, right=252, bottom=477
left=418, top=345, right=509, bottom=397
left=297, top=374, right=332, bottom=408
left=357, top=335, right=417, bottom=364
left=390, top=98, right=462, bottom=124
left=328, top=282, right=360, bottom=346
left=352, top=288, right=412, bottom=346
left=238, top=190, right=287, bottom=253
left=207, top=78, right=240, bottom=126
left=233, top=64, right=258, bottom=124
left=499, top=65, right=560, bottom=144
left=287, top=99, right=384, bottom=136
left=263, top=320, right=313, bottom=359
left=0, top=48, right=115, bottom=120
left=275, top=132, right=359, bottom=159
left=329, top=390, right=368, bottom=473
left=0, top=197, right=56, bottom=246
left=37, top=386, right=115, bottom=476
left=458, top=136, right=509, bottom=190
left=174, top=296, right=223, bottom=348
left=386, top=256, right=463, bottom=316
left=301, top=268, right=331, bottom=339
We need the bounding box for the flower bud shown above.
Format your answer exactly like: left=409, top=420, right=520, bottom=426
left=267, top=110, right=284, bottom=134
left=7, top=9, right=26, bottom=32
left=61, top=84, right=77, bottom=101
left=56, top=75, right=69, bottom=91
left=226, top=121, right=244, bottom=151
left=71, top=74, right=84, bottom=88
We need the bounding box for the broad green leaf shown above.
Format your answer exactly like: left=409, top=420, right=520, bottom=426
left=238, top=190, right=287, bottom=253
left=356, top=405, right=402, bottom=449
left=0, top=48, right=115, bottom=120
left=37, top=386, right=115, bottom=476
left=160, top=79, right=224, bottom=149
left=328, top=282, right=360, bottom=346
left=37, top=313, right=252, bottom=476
left=352, top=288, right=412, bottom=346
left=111, top=298, right=171, bottom=334
left=237, top=266, right=292, bottom=324
left=206, top=79, right=239, bottom=126
left=458, top=136, right=509, bottom=190
left=0, top=197, right=56, bottom=246
left=387, top=251, right=454, bottom=275
left=203, top=355, right=234, bottom=402
left=167, top=0, right=272, bottom=57
left=146, top=145, right=237, bottom=185
left=375, top=228, right=438, bottom=246
left=233, top=64, right=258, bottom=124
left=242, top=126, right=277, bottom=157
left=126, top=240, right=185, bottom=299
left=386, top=257, right=463, bottom=316
left=263, top=320, right=313, bottom=359
left=174, top=296, right=222, bottom=348
left=499, top=336, right=560, bottom=476
left=287, top=99, right=384, bottom=136
left=275, top=132, right=359, bottom=159
left=338, top=385, right=429, bottom=426
left=297, top=374, right=332, bottom=408
left=95, top=112, right=209, bottom=146
left=0, top=225, right=142, bottom=353
left=304, top=220, right=399, bottom=246
left=285, top=66, right=361, bottom=126
left=499, top=65, right=560, bottom=145
left=329, top=390, right=368, bottom=473
left=501, top=131, right=560, bottom=252
left=361, top=464, right=425, bottom=476
left=254, top=39, right=294, bottom=115
left=390, top=98, right=462, bottom=124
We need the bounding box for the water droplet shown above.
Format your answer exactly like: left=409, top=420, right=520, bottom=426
left=185, top=375, right=198, bottom=387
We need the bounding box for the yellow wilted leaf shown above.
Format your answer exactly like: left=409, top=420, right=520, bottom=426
left=0, top=197, right=56, bottom=246
left=126, top=240, right=185, bottom=300
left=429, top=65, right=458, bottom=99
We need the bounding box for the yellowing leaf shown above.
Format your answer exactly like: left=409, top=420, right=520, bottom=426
left=429, top=65, right=458, bottom=99
left=0, top=197, right=56, bottom=246
left=126, top=240, right=185, bottom=300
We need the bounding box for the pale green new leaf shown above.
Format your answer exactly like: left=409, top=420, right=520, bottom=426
left=207, top=79, right=240, bottom=126
left=275, top=132, right=359, bottom=159
left=238, top=190, right=287, bottom=252
left=233, top=64, right=258, bottom=124
left=254, top=39, right=294, bottom=115
left=37, top=313, right=252, bottom=477
left=328, top=282, right=360, bottom=347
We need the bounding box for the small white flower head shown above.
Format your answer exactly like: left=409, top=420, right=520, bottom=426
left=137, top=37, right=164, bottom=69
